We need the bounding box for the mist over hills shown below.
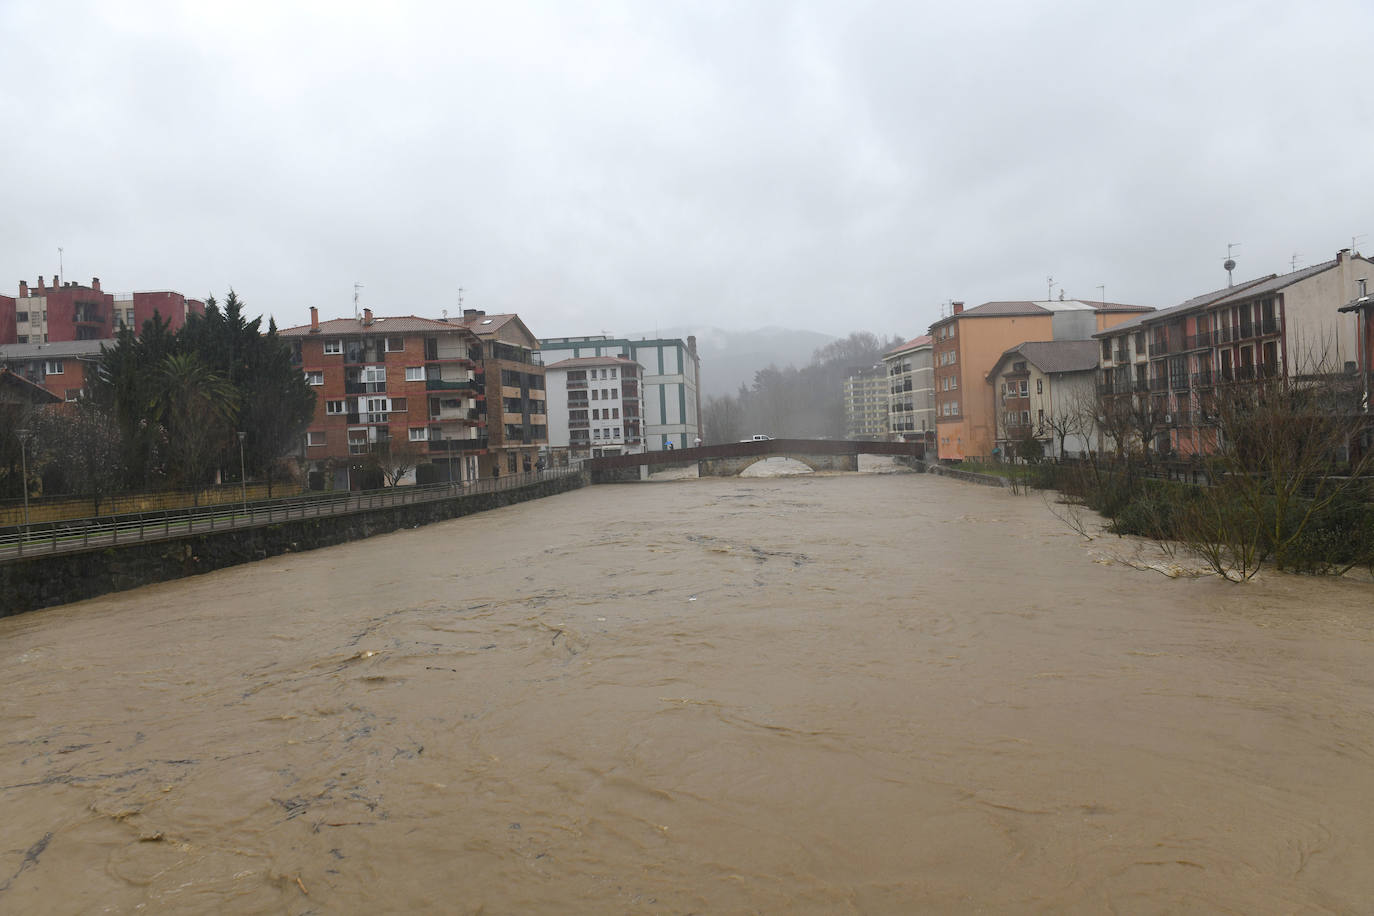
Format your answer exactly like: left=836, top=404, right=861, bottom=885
left=632, top=326, right=837, bottom=396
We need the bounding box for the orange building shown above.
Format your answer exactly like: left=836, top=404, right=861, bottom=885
left=931, top=298, right=1152, bottom=461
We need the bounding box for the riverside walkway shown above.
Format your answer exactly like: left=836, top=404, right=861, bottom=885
left=0, top=468, right=579, bottom=562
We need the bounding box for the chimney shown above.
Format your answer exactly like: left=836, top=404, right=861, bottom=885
left=362, top=307, right=373, bottom=325
left=91, top=277, right=100, bottom=292
left=18, top=280, right=27, bottom=297
left=687, top=334, right=697, bottom=355
left=52, top=275, right=59, bottom=289
left=1338, top=248, right=1350, bottom=264
left=310, top=306, right=320, bottom=332
left=37, top=276, right=45, bottom=292
left=952, top=301, right=965, bottom=314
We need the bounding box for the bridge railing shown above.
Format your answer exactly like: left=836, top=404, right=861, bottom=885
left=583, top=438, right=923, bottom=471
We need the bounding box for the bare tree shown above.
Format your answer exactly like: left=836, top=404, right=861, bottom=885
left=368, top=438, right=429, bottom=487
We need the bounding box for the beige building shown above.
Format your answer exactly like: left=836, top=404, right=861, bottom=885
left=932, top=298, right=1152, bottom=461
left=882, top=335, right=934, bottom=441
left=844, top=365, right=888, bottom=439
left=986, top=340, right=1099, bottom=459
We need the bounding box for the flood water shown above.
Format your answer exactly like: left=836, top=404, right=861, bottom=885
left=3, top=471, right=1374, bottom=913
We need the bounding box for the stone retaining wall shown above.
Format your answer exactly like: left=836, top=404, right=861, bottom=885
left=2, top=473, right=587, bottom=617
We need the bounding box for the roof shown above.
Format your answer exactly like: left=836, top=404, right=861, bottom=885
left=279, top=315, right=477, bottom=337
left=935, top=299, right=1151, bottom=324
left=544, top=356, right=641, bottom=370
left=1093, top=255, right=1365, bottom=337
left=988, top=340, right=1101, bottom=380
left=0, top=339, right=111, bottom=360
left=884, top=334, right=932, bottom=356
left=0, top=368, right=63, bottom=404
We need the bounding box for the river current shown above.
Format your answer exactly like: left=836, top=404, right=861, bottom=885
left=3, top=470, right=1373, bottom=913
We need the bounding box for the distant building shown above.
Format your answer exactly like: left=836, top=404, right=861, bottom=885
left=843, top=365, right=888, bottom=440
left=882, top=335, right=933, bottom=441
left=0, top=339, right=107, bottom=402
left=538, top=335, right=701, bottom=449
left=931, top=298, right=1152, bottom=461
left=545, top=356, right=645, bottom=460
left=454, top=310, right=548, bottom=476
left=1339, top=276, right=1373, bottom=417
left=1, top=275, right=203, bottom=345
left=1095, top=249, right=1374, bottom=456
left=281, top=308, right=488, bottom=487
left=986, top=340, right=1100, bottom=459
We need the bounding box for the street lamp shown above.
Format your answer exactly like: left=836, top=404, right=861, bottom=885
left=237, top=431, right=247, bottom=516
left=16, top=428, right=30, bottom=536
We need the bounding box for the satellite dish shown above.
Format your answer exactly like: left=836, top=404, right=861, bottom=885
left=1223, top=259, right=1236, bottom=271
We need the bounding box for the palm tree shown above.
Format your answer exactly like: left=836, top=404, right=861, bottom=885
left=149, top=353, right=240, bottom=499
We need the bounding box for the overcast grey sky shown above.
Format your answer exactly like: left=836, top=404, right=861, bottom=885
left=3, top=0, right=1370, bottom=339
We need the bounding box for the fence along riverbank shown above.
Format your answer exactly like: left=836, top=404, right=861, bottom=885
left=0, top=468, right=585, bottom=616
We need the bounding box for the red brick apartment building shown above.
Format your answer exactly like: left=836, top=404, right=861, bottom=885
left=0, top=339, right=108, bottom=401
left=1, top=275, right=204, bottom=345
left=281, top=308, right=489, bottom=488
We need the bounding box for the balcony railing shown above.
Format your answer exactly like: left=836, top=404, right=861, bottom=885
left=1184, top=330, right=1213, bottom=350
left=1193, top=369, right=1213, bottom=388
left=426, top=377, right=481, bottom=393
left=344, top=381, right=386, bottom=395
left=428, top=436, right=488, bottom=453
left=1148, top=376, right=1169, bottom=392
left=1170, top=375, right=1190, bottom=393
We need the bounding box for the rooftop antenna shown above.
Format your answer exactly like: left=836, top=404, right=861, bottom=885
left=458, top=287, right=464, bottom=311
left=1046, top=275, right=1054, bottom=301
left=1096, top=284, right=1105, bottom=307
left=1291, top=252, right=1300, bottom=272
left=1223, top=242, right=1240, bottom=287
left=1354, top=234, right=1367, bottom=254
left=353, top=282, right=363, bottom=319
left=58, top=247, right=63, bottom=285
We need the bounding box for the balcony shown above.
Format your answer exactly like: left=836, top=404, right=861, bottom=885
left=567, top=378, right=588, bottom=390
left=1148, top=376, right=1169, bottom=392
left=1170, top=375, right=1190, bottom=393
left=429, top=436, right=488, bottom=454
left=344, top=381, right=386, bottom=395
left=426, top=377, right=481, bottom=393
left=1193, top=369, right=1214, bottom=388
left=569, top=418, right=590, bottom=430
left=1184, top=330, right=1213, bottom=350
left=1113, top=349, right=1128, bottom=364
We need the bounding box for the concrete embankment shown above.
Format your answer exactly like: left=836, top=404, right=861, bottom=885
left=923, top=464, right=1011, bottom=488
left=1, top=472, right=587, bottom=616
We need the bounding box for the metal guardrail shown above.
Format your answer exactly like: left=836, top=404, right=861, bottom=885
left=0, top=467, right=579, bottom=562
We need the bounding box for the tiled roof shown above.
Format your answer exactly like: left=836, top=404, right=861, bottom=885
left=941, top=299, right=1151, bottom=322
left=279, top=315, right=473, bottom=336
left=453, top=313, right=519, bottom=334
left=884, top=334, right=932, bottom=356
left=992, top=340, right=1101, bottom=376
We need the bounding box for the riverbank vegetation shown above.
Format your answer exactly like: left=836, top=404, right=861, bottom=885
left=1006, top=373, right=1374, bottom=580
left=2, top=293, right=315, bottom=509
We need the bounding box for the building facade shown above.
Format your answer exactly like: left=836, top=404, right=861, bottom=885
left=843, top=365, right=888, bottom=439
left=882, top=335, right=934, bottom=441
left=545, top=356, right=645, bottom=460
left=931, top=298, right=1152, bottom=461
left=1094, top=250, right=1373, bottom=456
left=986, top=340, right=1099, bottom=459
left=537, top=335, right=701, bottom=449
left=456, top=310, right=548, bottom=476
left=281, top=309, right=488, bottom=487
left=2, top=275, right=203, bottom=345
left=0, top=339, right=107, bottom=402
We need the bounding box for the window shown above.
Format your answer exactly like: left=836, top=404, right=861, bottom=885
left=305, top=371, right=324, bottom=385
left=405, top=366, right=424, bottom=381
left=16, top=311, right=28, bottom=323
left=15, top=335, right=26, bottom=344
left=591, top=389, right=599, bottom=400
left=1036, top=379, right=1043, bottom=395
left=307, top=431, right=326, bottom=446
left=326, top=400, right=346, bottom=414
left=44, top=360, right=63, bottom=375
left=362, top=365, right=386, bottom=384
left=386, top=337, right=405, bottom=352
left=612, top=407, right=619, bottom=419
left=125, top=309, right=134, bottom=324
left=612, top=428, right=620, bottom=437
left=409, top=427, right=428, bottom=441
left=608, top=388, right=617, bottom=400
left=594, top=429, right=601, bottom=438
left=366, top=397, right=390, bottom=414
left=324, top=340, right=343, bottom=355
left=1019, top=380, right=1028, bottom=397
left=390, top=397, right=406, bottom=412
left=610, top=368, right=617, bottom=378
left=592, top=408, right=599, bottom=419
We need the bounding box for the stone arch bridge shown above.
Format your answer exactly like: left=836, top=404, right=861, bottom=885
left=584, top=439, right=925, bottom=482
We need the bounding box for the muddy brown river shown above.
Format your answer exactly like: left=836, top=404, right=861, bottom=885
left=3, top=472, right=1373, bottom=913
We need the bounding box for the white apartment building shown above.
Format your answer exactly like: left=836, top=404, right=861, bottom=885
left=538, top=335, right=701, bottom=450
left=544, top=357, right=645, bottom=459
